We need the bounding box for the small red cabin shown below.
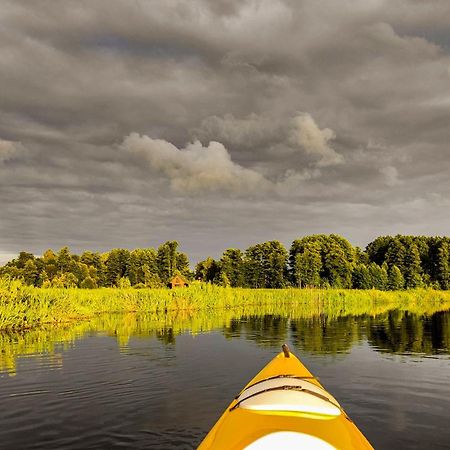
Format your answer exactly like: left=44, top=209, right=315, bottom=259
left=168, top=275, right=189, bottom=288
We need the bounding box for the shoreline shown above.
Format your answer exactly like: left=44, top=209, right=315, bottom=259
left=1, top=280, right=450, bottom=332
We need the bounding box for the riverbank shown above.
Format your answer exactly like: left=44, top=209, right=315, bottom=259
left=1, top=278, right=450, bottom=331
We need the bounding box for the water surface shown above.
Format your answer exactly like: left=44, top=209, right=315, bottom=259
left=0, top=305, right=449, bottom=449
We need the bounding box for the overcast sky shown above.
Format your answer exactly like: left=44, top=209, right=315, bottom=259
left=1, top=0, right=449, bottom=264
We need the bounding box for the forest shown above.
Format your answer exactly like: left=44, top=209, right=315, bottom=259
left=1, top=235, right=449, bottom=290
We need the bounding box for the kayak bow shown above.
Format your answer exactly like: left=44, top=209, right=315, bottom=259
left=198, top=345, right=374, bottom=450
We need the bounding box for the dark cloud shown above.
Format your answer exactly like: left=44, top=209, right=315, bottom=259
left=1, top=0, right=449, bottom=263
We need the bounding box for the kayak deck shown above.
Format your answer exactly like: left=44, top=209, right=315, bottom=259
left=197, top=345, right=374, bottom=450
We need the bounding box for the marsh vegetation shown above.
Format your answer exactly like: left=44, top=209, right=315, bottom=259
left=1, top=276, right=449, bottom=331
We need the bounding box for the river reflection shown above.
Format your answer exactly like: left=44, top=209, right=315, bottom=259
left=0, top=300, right=449, bottom=449
left=2, top=303, right=450, bottom=375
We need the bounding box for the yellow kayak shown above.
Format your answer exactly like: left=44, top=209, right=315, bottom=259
left=198, top=345, right=374, bottom=450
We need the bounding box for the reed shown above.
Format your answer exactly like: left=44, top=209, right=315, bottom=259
left=1, top=278, right=450, bottom=331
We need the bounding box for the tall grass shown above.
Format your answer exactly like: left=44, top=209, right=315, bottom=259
left=1, top=278, right=450, bottom=331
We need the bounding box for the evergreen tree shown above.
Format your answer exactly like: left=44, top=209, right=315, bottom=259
left=220, top=249, right=245, bottom=287
left=105, top=249, right=130, bottom=286
left=352, top=264, right=372, bottom=289
left=404, top=242, right=423, bottom=288
left=388, top=265, right=404, bottom=290
left=368, top=263, right=388, bottom=290
left=380, top=262, right=389, bottom=290
left=436, top=241, right=449, bottom=290
left=176, top=252, right=191, bottom=278
left=156, top=241, right=187, bottom=283
left=385, top=238, right=407, bottom=273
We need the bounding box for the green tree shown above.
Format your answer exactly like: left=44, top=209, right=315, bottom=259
left=220, top=249, right=245, bottom=287
left=404, top=242, right=423, bottom=288
left=244, top=241, right=288, bottom=288
left=128, top=248, right=158, bottom=285
left=117, top=276, right=132, bottom=288
left=143, top=265, right=162, bottom=288
left=355, top=247, right=369, bottom=265
left=366, top=236, right=393, bottom=266
left=244, top=245, right=266, bottom=288
left=352, top=264, right=372, bottom=289
left=43, top=249, right=57, bottom=265
left=15, top=252, right=35, bottom=269
left=105, top=249, right=130, bottom=286
left=436, top=241, right=449, bottom=290
left=215, top=270, right=230, bottom=287
left=80, top=251, right=105, bottom=286
left=368, top=263, right=388, bottom=290
left=176, top=252, right=191, bottom=278
left=57, top=247, right=72, bottom=273
left=385, top=237, right=407, bottom=273
left=388, top=265, right=405, bottom=290
left=195, top=257, right=221, bottom=283
left=81, top=276, right=97, bottom=289
left=156, top=241, right=190, bottom=283
left=23, top=259, right=39, bottom=286
left=290, top=235, right=355, bottom=288
left=322, top=241, right=353, bottom=288
left=293, top=243, right=322, bottom=287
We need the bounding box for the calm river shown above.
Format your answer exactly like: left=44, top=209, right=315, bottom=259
left=0, top=305, right=449, bottom=449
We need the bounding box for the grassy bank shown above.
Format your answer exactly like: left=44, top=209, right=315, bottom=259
left=1, top=278, right=450, bottom=331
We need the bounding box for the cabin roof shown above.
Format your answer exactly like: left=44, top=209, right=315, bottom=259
left=169, top=274, right=188, bottom=285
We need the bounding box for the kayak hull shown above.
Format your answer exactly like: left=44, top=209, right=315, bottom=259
left=197, top=348, right=374, bottom=450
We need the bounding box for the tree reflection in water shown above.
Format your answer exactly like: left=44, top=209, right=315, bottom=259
left=1, top=302, right=449, bottom=375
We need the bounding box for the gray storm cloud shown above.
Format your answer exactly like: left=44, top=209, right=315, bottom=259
left=0, top=139, right=25, bottom=162
left=380, top=166, right=400, bottom=187
left=121, top=112, right=341, bottom=195
left=121, top=133, right=270, bottom=194
left=196, top=112, right=344, bottom=168
left=0, top=0, right=450, bottom=261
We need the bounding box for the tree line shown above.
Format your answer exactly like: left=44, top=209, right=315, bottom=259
left=195, top=234, right=449, bottom=290
left=0, top=241, right=190, bottom=288
left=1, top=234, right=449, bottom=289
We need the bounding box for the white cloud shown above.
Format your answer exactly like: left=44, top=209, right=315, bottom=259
left=290, top=114, right=344, bottom=167
left=121, top=133, right=270, bottom=194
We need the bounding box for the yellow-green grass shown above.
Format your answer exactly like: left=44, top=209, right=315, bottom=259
left=1, top=278, right=450, bottom=332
